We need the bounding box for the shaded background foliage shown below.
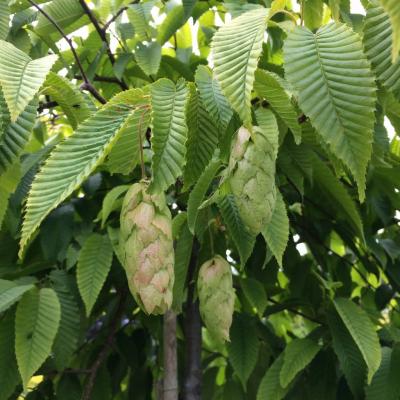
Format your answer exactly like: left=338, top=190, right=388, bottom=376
left=0, top=0, right=399, bottom=399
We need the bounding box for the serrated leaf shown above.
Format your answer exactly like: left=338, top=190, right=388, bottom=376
left=42, top=72, right=92, bottom=129
left=187, top=156, right=221, bottom=234
left=327, top=305, right=367, bottom=397
left=195, top=65, right=232, bottom=131
left=15, top=287, right=61, bottom=389
left=366, top=345, right=400, bottom=400
left=101, top=185, right=130, bottom=228
left=0, top=1, right=9, bottom=40
left=20, top=89, right=148, bottom=257
left=77, top=234, right=113, bottom=316
left=228, top=314, right=260, bottom=389
left=312, top=154, right=364, bottom=240
left=217, top=195, right=255, bottom=265
left=262, top=190, right=289, bottom=267
left=183, top=85, right=219, bottom=188
left=51, top=270, right=80, bottom=370
left=0, top=96, right=37, bottom=174
left=212, top=8, right=268, bottom=128
left=0, top=311, right=20, bottom=399
left=106, top=94, right=150, bottom=175
left=280, top=338, right=320, bottom=388
left=0, top=40, right=57, bottom=121
left=150, top=78, right=188, bottom=192
left=0, top=279, right=34, bottom=313
left=363, top=1, right=400, bottom=98
left=127, top=2, right=154, bottom=41
left=157, top=5, right=187, bottom=45
left=254, top=69, right=301, bottom=144
left=334, top=298, right=381, bottom=383
left=284, top=23, right=377, bottom=201
left=257, top=354, right=289, bottom=400
left=241, top=278, right=268, bottom=317
left=135, top=41, right=161, bottom=77
left=172, top=220, right=193, bottom=312
left=380, top=0, right=400, bottom=62
left=304, top=0, right=324, bottom=30
left=35, top=0, right=88, bottom=39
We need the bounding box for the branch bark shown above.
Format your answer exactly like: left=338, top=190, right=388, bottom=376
left=183, top=240, right=202, bottom=400
left=163, top=310, right=178, bottom=400
left=78, top=0, right=128, bottom=90
left=27, top=0, right=106, bottom=104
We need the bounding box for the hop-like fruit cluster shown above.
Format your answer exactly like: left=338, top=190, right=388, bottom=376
left=119, top=182, right=174, bottom=314
left=227, top=126, right=277, bottom=235
left=197, top=255, right=235, bottom=342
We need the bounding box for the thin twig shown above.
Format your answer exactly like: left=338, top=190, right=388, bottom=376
left=27, top=0, right=106, bottom=104
left=267, top=297, right=323, bottom=325
left=78, top=0, right=128, bottom=90
left=82, top=291, right=127, bottom=400
left=103, top=6, right=128, bottom=31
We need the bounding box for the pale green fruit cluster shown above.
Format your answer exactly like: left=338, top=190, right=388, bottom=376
left=197, top=255, right=235, bottom=342
left=227, top=126, right=277, bottom=235
left=119, top=182, right=174, bottom=315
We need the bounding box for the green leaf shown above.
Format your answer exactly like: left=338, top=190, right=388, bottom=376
left=280, top=338, right=320, bottom=388
left=15, top=287, right=61, bottom=389
left=0, top=40, right=57, bottom=121
left=127, top=2, right=154, bottom=41
left=51, top=270, right=80, bottom=371
left=241, top=278, right=268, bottom=317
left=20, top=89, right=148, bottom=257
left=284, top=23, right=377, bottom=201
left=195, top=65, right=232, bottom=131
left=157, top=5, right=187, bottom=45
left=100, top=185, right=130, bottom=228
left=150, top=78, right=188, bottom=192
left=311, top=154, right=364, bottom=240
left=0, top=311, right=20, bottom=400
left=254, top=69, right=301, bottom=144
left=212, top=8, right=268, bottom=128
left=105, top=94, right=150, bottom=175
left=135, top=41, right=162, bottom=77
left=380, top=0, right=400, bottom=62
left=304, top=0, right=324, bottom=30
left=0, top=161, right=20, bottom=227
left=77, top=234, right=113, bottom=316
left=187, top=156, right=221, bottom=234
left=42, top=72, right=92, bottom=129
left=0, top=279, right=34, bottom=313
left=257, top=354, right=289, bottom=400
left=333, top=298, right=381, bottom=383
left=0, top=96, right=37, bottom=174
left=327, top=305, right=367, bottom=397
left=183, top=84, right=219, bottom=188
left=35, top=0, right=88, bottom=39
left=217, top=195, right=255, bottom=265
left=363, top=1, right=400, bottom=98
left=228, top=314, right=260, bottom=388
left=262, top=190, right=289, bottom=267
left=0, top=0, right=9, bottom=40
left=172, top=220, right=193, bottom=312
left=366, top=346, right=400, bottom=400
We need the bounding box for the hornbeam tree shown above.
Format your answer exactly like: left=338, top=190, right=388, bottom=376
left=0, top=0, right=400, bottom=399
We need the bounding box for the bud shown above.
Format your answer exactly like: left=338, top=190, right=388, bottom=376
left=228, top=126, right=276, bottom=235
left=197, top=255, right=235, bottom=342
left=119, top=182, right=174, bottom=314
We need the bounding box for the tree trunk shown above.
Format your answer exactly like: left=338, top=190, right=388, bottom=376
left=183, top=241, right=202, bottom=400
left=163, top=310, right=178, bottom=400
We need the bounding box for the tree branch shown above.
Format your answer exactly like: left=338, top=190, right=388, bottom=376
left=163, top=310, right=178, bottom=400
left=183, top=240, right=202, bottom=400
left=78, top=0, right=128, bottom=90
left=82, top=291, right=127, bottom=400
left=27, top=0, right=106, bottom=104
